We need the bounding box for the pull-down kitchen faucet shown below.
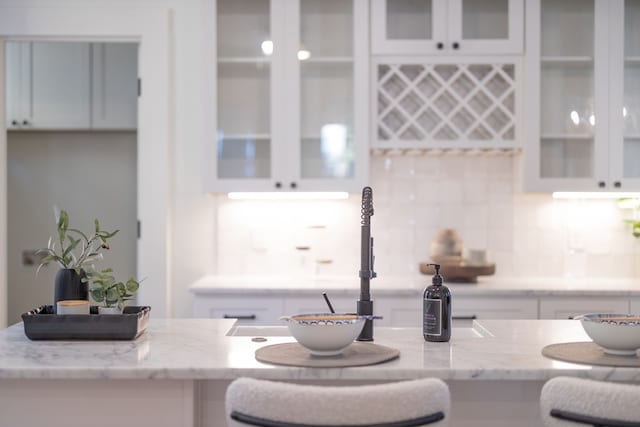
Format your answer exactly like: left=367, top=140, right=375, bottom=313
left=357, top=187, right=376, bottom=341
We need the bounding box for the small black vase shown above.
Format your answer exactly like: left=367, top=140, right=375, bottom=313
left=54, top=268, right=88, bottom=311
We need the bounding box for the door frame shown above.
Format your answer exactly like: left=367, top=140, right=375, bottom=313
left=0, top=2, right=173, bottom=324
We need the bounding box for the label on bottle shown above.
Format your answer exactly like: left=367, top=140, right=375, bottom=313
left=423, top=298, right=442, bottom=336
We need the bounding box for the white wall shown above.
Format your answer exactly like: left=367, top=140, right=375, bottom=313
left=7, top=131, right=137, bottom=325
left=216, top=154, right=640, bottom=280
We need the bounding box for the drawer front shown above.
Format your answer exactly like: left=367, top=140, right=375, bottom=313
left=539, top=297, right=630, bottom=320
left=193, top=295, right=283, bottom=325
left=453, top=297, right=539, bottom=320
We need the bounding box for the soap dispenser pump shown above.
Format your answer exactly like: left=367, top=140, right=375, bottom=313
left=423, top=263, right=451, bottom=342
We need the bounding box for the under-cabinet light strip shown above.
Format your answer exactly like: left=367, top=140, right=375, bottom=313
left=228, top=192, right=349, bottom=200
left=552, top=192, right=640, bottom=199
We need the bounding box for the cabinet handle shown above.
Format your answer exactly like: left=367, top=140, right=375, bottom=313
left=614, top=181, right=621, bottom=188
left=22, top=120, right=29, bottom=126
left=275, top=182, right=282, bottom=189
left=290, top=182, right=297, bottom=189
left=598, top=181, right=606, bottom=188
left=452, top=42, right=460, bottom=50
left=11, top=120, right=18, bottom=126
left=223, top=314, right=256, bottom=320
left=452, top=315, right=477, bottom=320
left=436, top=42, right=444, bottom=50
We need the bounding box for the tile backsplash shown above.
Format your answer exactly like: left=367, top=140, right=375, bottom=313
left=216, top=155, right=640, bottom=279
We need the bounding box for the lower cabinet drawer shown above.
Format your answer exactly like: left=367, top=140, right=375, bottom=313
left=283, top=295, right=357, bottom=317
left=539, top=297, right=630, bottom=319
left=193, top=295, right=283, bottom=325
left=452, top=297, right=538, bottom=326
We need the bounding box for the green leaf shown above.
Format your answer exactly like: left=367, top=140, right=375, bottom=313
left=68, top=228, right=89, bottom=243
left=126, top=278, right=139, bottom=293
left=94, top=219, right=100, bottom=233
left=116, top=283, right=127, bottom=297
left=90, top=288, right=105, bottom=302
left=105, top=287, right=119, bottom=304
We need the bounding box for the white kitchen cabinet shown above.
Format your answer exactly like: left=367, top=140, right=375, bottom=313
left=524, top=0, right=640, bottom=192
left=539, top=297, right=630, bottom=319
left=91, top=43, right=138, bottom=130
left=452, top=296, right=538, bottom=326
left=631, top=298, right=640, bottom=313
left=6, top=41, right=91, bottom=130
left=6, top=41, right=138, bottom=130
left=211, top=0, right=369, bottom=192
left=371, top=0, right=523, bottom=56
left=193, top=294, right=284, bottom=325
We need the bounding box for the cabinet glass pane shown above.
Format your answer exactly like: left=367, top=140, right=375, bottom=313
left=462, top=0, right=508, bottom=40
left=625, top=0, right=640, bottom=57
left=386, top=0, right=432, bottom=40
left=216, top=0, right=271, bottom=180
left=541, top=138, right=593, bottom=178
left=624, top=1, right=640, bottom=179
left=541, top=63, right=594, bottom=136
left=217, top=0, right=270, bottom=58
left=541, top=0, right=593, bottom=57
left=300, top=63, right=354, bottom=179
left=301, top=0, right=352, bottom=57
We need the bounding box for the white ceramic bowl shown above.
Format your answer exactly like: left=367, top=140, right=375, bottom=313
left=280, top=313, right=366, bottom=356
left=577, top=314, right=640, bottom=356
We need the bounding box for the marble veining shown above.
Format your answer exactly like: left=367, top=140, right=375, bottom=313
left=1, top=318, right=640, bottom=381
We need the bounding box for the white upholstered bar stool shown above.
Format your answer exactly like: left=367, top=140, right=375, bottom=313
left=540, top=376, right=640, bottom=426
left=225, top=377, right=450, bottom=427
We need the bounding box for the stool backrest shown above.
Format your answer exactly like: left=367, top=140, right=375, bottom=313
left=540, top=376, right=640, bottom=426
left=226, top=377, right=450, bottom=427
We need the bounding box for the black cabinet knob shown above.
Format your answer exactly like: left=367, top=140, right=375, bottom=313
left=22, top=120, right=29, bottom=126
left=614, top=181, right=621, bottom=188
left=452, top=42, right=460, bottom=50
left=436, top=42, right=444, bottom=50
left=275, top=182, right=282, bottom=189
left=598, top=181, right=606, bottom=188
left=290, top=182, right=297, bottom=189
left=11, top=120, right=18, bottom=126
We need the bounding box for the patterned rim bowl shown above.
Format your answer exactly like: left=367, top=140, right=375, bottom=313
left=575, top=314, right=640, bottom=356
left=280, top=313, right=366, bottom=357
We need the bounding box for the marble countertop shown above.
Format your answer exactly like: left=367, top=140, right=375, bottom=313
left=189, top=275, right=640, bottom=297
left=2, top=318, right=639, bottom=381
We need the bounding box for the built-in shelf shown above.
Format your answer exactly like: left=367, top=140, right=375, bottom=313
left=219, top=134, right=271, bottom=140
left=541, top=56, right=593, bottom=64
left=217, top=57, right=271, bottom=64
left=541, top=134, right=593, bottom=140
left=624, top=56, right=640, bottom=63
left=624, top=134, right=640, bottom=139
left=303, top=57, right=353, bottom=64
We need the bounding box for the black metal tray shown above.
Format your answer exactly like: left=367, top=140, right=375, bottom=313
left=22, top=305, right=151, bottom=340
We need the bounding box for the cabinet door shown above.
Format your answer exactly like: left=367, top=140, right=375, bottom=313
left=608, top=0, right=640, bottom=190
left=91, top=43, right=138, bottom=130
left=371, top=0, right=522, bottom=55
left=289, top=0, right=368, bottom=191
left=539, top=297, right=630, bottom=319
left=212, top=0, right=280, bottom=191
left=524, top=0, right=610, bottom=192
left=5, top=42, right=30, bottom=129
left=30, top=42, right=91, bottom=129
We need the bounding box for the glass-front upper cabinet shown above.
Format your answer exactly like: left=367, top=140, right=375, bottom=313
left=525, top=0, right=640, bottom=192
left=613, top=0, right=640, bottom=186
left=212, top=0, right=368, bottom=192
left=215, top=0, right=272, bottom=182
left=371, top=0, right=523, bottom=55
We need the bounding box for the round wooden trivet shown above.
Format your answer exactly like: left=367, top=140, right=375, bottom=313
left=542, top=342, right=640, bottom=367
left=255, top=342, right=400, bottom=367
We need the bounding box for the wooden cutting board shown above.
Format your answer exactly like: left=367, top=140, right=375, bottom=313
left=419, top=262, right=495, bottom=283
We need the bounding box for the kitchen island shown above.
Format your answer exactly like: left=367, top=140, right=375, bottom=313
left=1, top=318, right=639, bottom=427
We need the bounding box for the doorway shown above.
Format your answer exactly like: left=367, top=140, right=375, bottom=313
left=5, top=41, right=139, bottom=325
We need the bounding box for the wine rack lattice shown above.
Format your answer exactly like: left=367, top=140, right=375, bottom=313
left=376, top=63, right=517, bottom=146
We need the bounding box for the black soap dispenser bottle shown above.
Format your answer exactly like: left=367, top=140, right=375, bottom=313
left=423, top=263, right=451, bottom=342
